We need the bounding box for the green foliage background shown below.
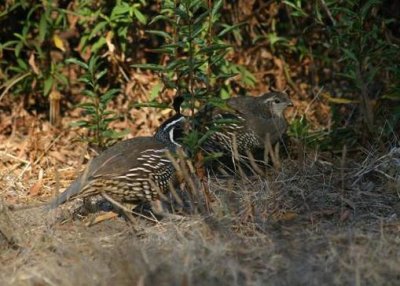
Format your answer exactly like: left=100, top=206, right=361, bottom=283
left=0, top=0, right=399, bottom=148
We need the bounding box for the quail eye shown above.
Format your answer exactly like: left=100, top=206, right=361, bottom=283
left=274, top=99, right=280, bottom=104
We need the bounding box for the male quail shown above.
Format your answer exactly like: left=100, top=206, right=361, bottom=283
left=199, top=91, right=293, bottom=166
left=48, top=113, right=186, bottom=213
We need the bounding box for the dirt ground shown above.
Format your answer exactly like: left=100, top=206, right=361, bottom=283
left=1, top=148, right=399, bottom=286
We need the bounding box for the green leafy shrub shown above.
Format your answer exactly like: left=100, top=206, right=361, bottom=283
left=279, top=0, right=399, bottom=144
left=328, top=0, right=399, bottom=132
left=77, top=0, right=147, bottom=55
left=67, top=56, right=128, bottom=149
left=0, top=0, right=148, bottom=119
left=0, top=1, right=70, bottom=98
left=132, top=0, right=255, bottom=157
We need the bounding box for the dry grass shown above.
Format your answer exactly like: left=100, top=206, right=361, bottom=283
left=1, top=146, right=399, bottom=286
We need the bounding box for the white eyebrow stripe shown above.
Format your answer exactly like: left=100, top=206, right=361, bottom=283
left=164, top=116, right=185, bottom=130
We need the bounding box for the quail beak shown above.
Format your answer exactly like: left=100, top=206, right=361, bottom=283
left=287, top=100, right=294, bottom=107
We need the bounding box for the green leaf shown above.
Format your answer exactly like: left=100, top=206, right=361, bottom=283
left=111, top=3, right=130, bottom=17
left=115, top=129, right=130, bottom=138
left=9, top=66, right=25, bottom=73
left=212, top=0, right=223, bottom=18
left=79, top=35, right=89, bottom=51
left=54, top=73, right=69, bottom=86
left=133, top=101, right=169, bottom=109
left=16, top=58, right=28, bottom=70
left=82, top=90, right=97, bottom=98
left=203, top=152, right=224, bottom=162
left=79, top=76, right=92, bottom=85
left=38, top=14, right=47, bottom=43
left=133, top=8, right=147, bottom=24
left=77, top=102, right=96, bottom=109
left=147, top=47, right=175, bottom=54
left=95, top=69, right=108, bottom=81
left=103, top=129, right=130, bottom=139
left=102, top=111, right=116, bottom=117
left=208, top=54, right=226, bottom=67
left=117, top=26, right=128, bottom=40
left=13, top=33, right=27, bottom=44
left=174, top=7, right=189, bottom=21
left=199, top=43, right=230, bottom=54
left=341, top=48, right=358, bottom=63
left=70, top=121, right=89, bottom=127
left=283, top=0, right=308, bottom=17
left=238, top=66, right=256, bottom=87
left=146, top=30, right=172, bottom=41
left=166, top=59, right=187, bottom=70
left=188, top=0, right=204, bottom=10
left=66, top=58, right=88, bottom=69
left=218, top=22, right=246, bottom=37
left=220, top=87, right=230, bottom=99
left=197, top=129, right=217, bottom=146
left=100, top=88, right=120, bottom=104
left=90, top=21, right=107, bottom=39
left=193, top=10, right=209, bottom=25
left=15, top=42, right=23, bottom=57
left=360, top=0, right=380, bottom=20
left=191, top=22, right=206, bottom=39
left=149, top=82, right=163, bottom=100
left=336, top=72, right=356, bottom=81
left=149, top=15, right=170, bottom=25
left=267, top=33, right=287, bottom=46
left=161, top=42, right=184, bottom=49
left=33, top=42, right=44, bottom=59
left=43, top=77, right=53, bottom=95
left=88, top=56, right=99, bottom=73
left=91, top=37, right=107, bottom=53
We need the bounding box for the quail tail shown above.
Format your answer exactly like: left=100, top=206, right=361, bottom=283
left=47, top=175, right=83, bottom=210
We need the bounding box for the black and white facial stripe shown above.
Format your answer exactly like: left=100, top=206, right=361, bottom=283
left=155, top=114, right=186, bottom=147
left=165, top=116, right=185, bottom=147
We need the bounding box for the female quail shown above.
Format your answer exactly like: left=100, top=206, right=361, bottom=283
left=49, top=114, right=186, bottom=211
left=199, top=91, right=293, bottom=162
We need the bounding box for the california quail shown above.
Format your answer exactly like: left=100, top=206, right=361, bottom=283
left=198, top=91, right=293, bottom=165
left=48, top=113, right=186, bottom=212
